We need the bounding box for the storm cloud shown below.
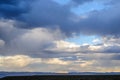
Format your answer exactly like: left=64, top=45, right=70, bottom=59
left=0, top=0, right=31, bottom=18
left=0, top=0, right=119, bottom=36
left=0, top=0, right=120, bottom=57
left=21, top=0, right=120, bottom=36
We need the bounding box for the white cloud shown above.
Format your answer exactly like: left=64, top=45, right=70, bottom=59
left=0, top=19, right=120, bottom=72
left=99, top=67, right=120, bottom=72
left=48, top=40, right=80, bottom=52
left=92, top=38, right=101, bottom=43
left=0, top=55, right=70, bottom=71
left=0, top=55, right=33, bottom=68
left=1, top=53, right=120, bottom=72
left=88, top=45, right=102, bottom=51
left=102, top=36, right=120, bottom=46
left=0, top=19, right=15, bottom=29
left=80, top=60, right=95, bottom=67
left=10, top=27, right=64, bottom=52
left=43, top=58, right=70, bottom=65
left=54, top=40, right=80, bottom=49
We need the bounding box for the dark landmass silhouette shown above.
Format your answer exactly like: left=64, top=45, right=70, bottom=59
left=1, top=75, right=120, bottom=80
left=0, top=72, right=120, bottom=80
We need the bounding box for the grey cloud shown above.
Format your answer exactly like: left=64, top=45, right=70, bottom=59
left=111, top=54, right=120, bottom=60
left=1, top=0, right=120, bottom=72
left=0, top=0, right=120, bottom=58
left=0, top=0, right=120, bottom=37
left=0, top=19, right=26, bottom=43
left=20, top=0, right=120, bottom=37
left=72, top=0, right=93, bottom=5
left=0, top=19, right=65, bottom=58
left=21, top=0, right=74, bottom=31
left=102, top=46, right=120, bottom=53
left=76, top=9, right=120, bottom=36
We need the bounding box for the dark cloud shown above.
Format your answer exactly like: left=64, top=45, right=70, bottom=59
left=1, top=0, right=120, bottom=72
left=102, top=46, right=120, bottom=53
left=20, top=0, right=120, bottom=37
left=0, top=0, right=17, bottom=4
left=111, top=54, right=120, bottom=60
left=21, top=0, right=73, bottom=29
left=0, top=0, right=120, bottom=57
left=0, top=0, right=30, bottom=18
left=0, top=0, right=120, bottom=37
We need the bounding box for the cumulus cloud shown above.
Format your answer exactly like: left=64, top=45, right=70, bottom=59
left=0, top=19, right=120, bottom=58
left=0, top=19, right=66, bottom=58
left=42, top=58, right=70, bottom=65
left=0, top=0, right=120, bottom=72
left=11, top=27, right=64, bottom=51
left=0, top=55, right=33, bottom=68
left=0, top=55, right=69, bottom=68
left=0, top=55, right=71, bottom=72
left=50, top=40, right=80, bottom=52
left=47, top=36, right=120, bottom=54
left=0, top=19, right=26, bottom=42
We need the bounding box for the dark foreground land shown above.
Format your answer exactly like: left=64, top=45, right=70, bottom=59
left=1, top=75, right=120, bottom=80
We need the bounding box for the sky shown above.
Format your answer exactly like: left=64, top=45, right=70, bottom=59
left=0, top=0, right=120, bottom=72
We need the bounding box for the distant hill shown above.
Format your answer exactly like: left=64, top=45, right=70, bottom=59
left=0, top=72, right=120, bottom=78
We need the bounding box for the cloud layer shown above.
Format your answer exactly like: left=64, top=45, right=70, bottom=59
left=0, top=0, right=120, bottom=36
left=0, top=0, right=120, bottom=72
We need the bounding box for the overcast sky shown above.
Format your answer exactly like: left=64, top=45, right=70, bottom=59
left=0, top=0, right=120, bottom=72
